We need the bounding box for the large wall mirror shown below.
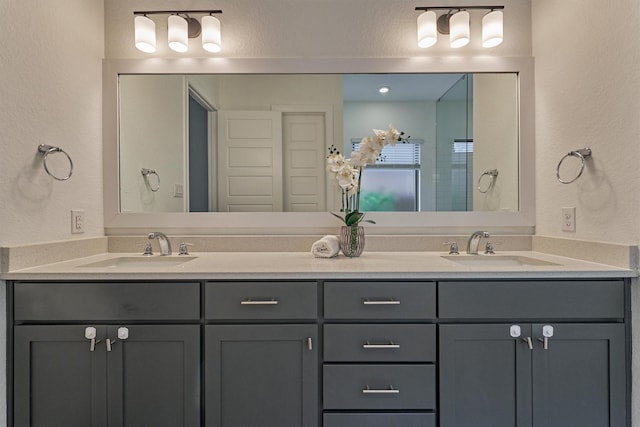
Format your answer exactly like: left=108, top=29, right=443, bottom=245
left=104, top=58, right=534, bottom=234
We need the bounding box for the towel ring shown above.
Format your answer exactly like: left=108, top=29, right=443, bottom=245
left=38, top=144, right=73, bottom=181
left=477, top=169, right=499, bottom=193
left=556, top=148, right=592, bottom=184
left=141, top=168, right=160, bottom=192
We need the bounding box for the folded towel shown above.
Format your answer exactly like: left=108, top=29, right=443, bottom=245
left=311, top=235, right=340, bottom=258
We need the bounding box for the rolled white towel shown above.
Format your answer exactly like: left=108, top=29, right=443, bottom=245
left=311, top=235, right=340, bottom=258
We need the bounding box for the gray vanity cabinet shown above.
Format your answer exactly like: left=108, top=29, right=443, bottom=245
left=439, top=280, right=627, bottom=427
left=13, top=325, right=108, bottom=427
left=12, top=281, right=201, bottom=427
left=323, top=281, right=437, bottom=427
left=204, top=281, right=319, bottom=427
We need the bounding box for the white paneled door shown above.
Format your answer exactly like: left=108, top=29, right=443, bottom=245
left=282, top=113, right=326, bottom=212
left=217, top=111, right=283, bottom=212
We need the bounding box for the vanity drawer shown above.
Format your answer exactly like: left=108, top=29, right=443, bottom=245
left=324, top=282, right=436, bottom=320
left=205, top=281, right=317, bottom=320
left=324, top=324, right=436, bottom=362
left=439, top=280, right=625, bottom=319
left=14, top=282, right=200, bottom=321
left=323, top=364, right=436, bottom=410
left=324, top=413, right=436, bottom=427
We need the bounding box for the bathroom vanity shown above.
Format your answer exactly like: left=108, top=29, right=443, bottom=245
left=4, top=251, right=633, bottom=427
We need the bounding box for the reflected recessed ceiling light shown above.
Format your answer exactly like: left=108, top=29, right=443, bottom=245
left=379, top=86, right=390, bottom=94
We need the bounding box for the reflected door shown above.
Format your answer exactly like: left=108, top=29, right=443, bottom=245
left=217, top=111, right=283, bottom=212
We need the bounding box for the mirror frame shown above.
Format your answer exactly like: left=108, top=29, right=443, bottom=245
left=103, top=57, right=535, bottom=235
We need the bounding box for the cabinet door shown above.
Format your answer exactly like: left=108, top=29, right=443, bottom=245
left=205, top=324, right=318, bottom=427
left=439, top=324, right=533, bottom=427
left=532, top=323, right=626, bottom=427
left=14, top=325, right=108, bottom=427
left=106, top=325, right=200, bottom=427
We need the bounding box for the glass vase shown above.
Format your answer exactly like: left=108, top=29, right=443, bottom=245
left=339, top=225, right=365, bottom=257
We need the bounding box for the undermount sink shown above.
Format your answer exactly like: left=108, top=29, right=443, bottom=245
left=441, top=255, right=560, bottom=267
left=78, top=256, right=197, bottom=269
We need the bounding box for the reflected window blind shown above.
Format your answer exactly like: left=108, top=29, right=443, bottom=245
left=351, top=140, right=421, bottom=167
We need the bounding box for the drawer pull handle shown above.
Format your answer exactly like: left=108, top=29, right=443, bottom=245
left=363, top=341, right=400, bottom=349
left=240, top=299, right=279, bottom=305
left=362, top=386, right=399, bottom=394
left=363, top=299, right=400, bottom=305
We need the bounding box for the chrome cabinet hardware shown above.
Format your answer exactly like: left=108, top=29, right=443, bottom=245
left=362, top=299, right=400, bottom=305
left=107, top=327, right=129, bottom=352
left=307, top=337, right=313, bottom=351
left=522, top=337, right=534, bottom=350
left=510, top=325, right=521, bottom=338
left=85, top=327, right=101, bottom=352
left=362, top=385, right=400, bottom=394
left=363, top=341, right=400, bottom=349
left=240, top=299, right=279, bottom=305
left=538, top=325, right=554, bottom=350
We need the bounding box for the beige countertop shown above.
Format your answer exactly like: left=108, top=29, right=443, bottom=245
left=2, top=250, right=635, bottom=281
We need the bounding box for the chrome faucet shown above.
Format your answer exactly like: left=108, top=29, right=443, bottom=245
left=467, top=231, right=490, bottom=255
left=148, top=232, right=172, bottom=255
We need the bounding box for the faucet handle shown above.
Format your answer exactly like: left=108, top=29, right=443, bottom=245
left=443, top=241, right=459, bottom=255
left=142, top=242, right=153, bottom=256
left=484, top=241, right=501, bottom=254
left=178, top=242, right=193, bottom=256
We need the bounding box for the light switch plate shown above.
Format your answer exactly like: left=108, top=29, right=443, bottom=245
left=71, top=209, right=85, bottom=234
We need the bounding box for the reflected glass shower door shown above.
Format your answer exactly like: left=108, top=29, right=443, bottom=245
left=435, top=74, right=473, bottom=211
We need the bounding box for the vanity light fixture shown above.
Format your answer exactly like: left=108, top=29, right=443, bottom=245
left=415, top=5, right=504, bottom=49
left=168, top=15, right=189, bottom=52
left=201, top=14, right=222, bottom=53
left=133, top=10, right=223, bottom=53
left=449, top=10, right=470, bottom=48
left=134, top=15, right=156, bottom=53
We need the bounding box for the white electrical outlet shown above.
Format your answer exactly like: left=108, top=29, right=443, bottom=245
left=561, top=207, right=576, bottom=232
left=71, top=209, right=85, bottom=234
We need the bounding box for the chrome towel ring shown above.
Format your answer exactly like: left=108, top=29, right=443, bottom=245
left=141, top=168, right=160, bottom=192
left=477, top=169, right=499, bottom=193
left=556, top=148, right=592, bottom=184
left=38, top=144, right=73, bottom=181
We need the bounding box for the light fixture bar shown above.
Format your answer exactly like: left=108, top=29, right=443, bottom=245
left=133, top=10, right=222, bottom=16
left=415, top=6, right=504, bottom=12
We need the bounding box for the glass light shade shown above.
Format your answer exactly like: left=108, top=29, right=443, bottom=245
left=417, top=11, right=437, bottom=48
left=482, top=10, right=504, bottom=48
left=134, top=15, right=156, bottom=53
left=450, top=11, right=470, bottom=48
left=201, top=15, right=222, bottom=53
left=168, top=15, right=188, bottom=52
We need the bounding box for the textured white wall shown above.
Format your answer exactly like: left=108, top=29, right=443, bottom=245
left=532, top=0, right=640, bottom=244
left=0, top=0, right=104, bottom=246
left=119, top=75, right=187, bottom=213
left=532, top=2, right=640, bottom=426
